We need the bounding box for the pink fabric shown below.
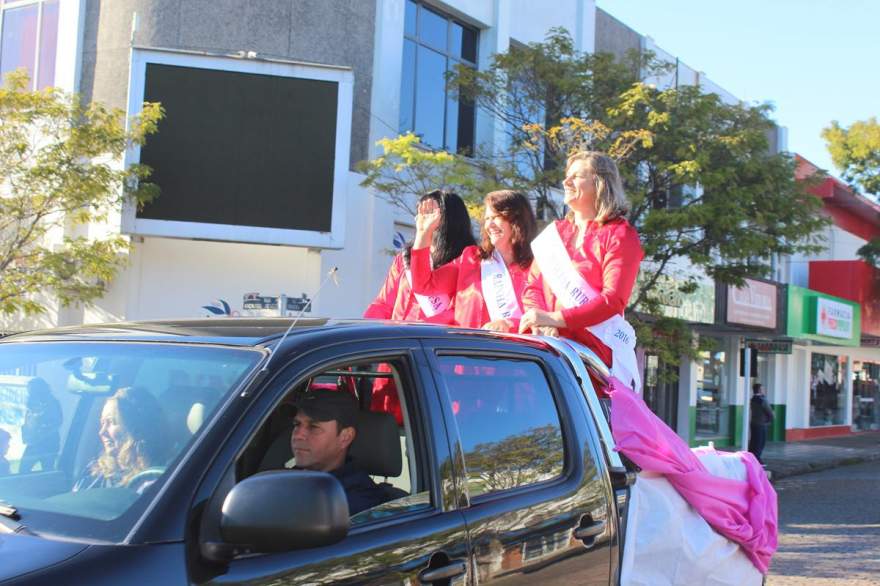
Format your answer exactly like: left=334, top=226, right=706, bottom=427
left=606, top=376, right=778, bottom=574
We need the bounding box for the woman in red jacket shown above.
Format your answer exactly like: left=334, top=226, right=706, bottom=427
left=363, top=190, right=475, bottom=322
left=410, top=190, right=537, bottom=332
left=519, top=151, right=644, bottom=392
left=364, top=190, right=474, bottom=421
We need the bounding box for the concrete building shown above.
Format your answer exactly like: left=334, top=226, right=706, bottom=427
left=0, top=0, right=596, bottom=329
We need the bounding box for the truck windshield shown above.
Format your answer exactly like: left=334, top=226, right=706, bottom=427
left=0, top=341, right=261, bottom=542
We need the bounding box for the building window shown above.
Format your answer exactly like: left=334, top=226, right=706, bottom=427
left=695, top=344, right=729, bottom=440
left=400, top=0, right=477, bottom=154
left=810, top=353, right=845, bottom=427
left=853, top=361, right=879, bottom=431
left=0, top=0, right=58, bottom=89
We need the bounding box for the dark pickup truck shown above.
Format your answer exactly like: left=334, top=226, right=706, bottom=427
left=0, top=319, right=633, bottom=585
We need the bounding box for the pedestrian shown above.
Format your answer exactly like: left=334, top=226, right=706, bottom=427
left=20, top=377, right=63, bottom=473
left=749, top=383, right=775, bottom=464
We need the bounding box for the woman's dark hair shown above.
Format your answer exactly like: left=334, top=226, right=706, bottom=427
left=403, top=190, right=476, bottom=268
left=478, top=190, right=537, bottom=268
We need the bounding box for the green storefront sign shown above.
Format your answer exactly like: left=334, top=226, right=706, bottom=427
left=787, top=286, right=861, bottom=346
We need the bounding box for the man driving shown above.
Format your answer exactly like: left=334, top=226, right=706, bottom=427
left=291, top=389, right=387, bottom=515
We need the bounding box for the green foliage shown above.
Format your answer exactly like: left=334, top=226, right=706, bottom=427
left=822, top=118, right=880, bottom=271
left=0, top=69, right=163, bottom=317
left=356, top=133, right=490, bottom=217
left=857, top=238, right=880, bottom=269
left=359, top=29, right=828, bottom=363
left=822, top=117, right=880, bottom=196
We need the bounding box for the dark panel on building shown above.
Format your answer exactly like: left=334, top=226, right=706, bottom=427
left=138, top=63, right=337, bottom=232
left=80, top=0, right=375, bottom=169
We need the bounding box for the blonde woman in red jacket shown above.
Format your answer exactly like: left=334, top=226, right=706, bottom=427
left=520, top=151, right=644, bottom=392
left=410, top=190, right=537, bottom=332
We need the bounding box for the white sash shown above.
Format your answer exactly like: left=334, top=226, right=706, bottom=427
left=531, top=223, right=642, bottom=393
left=405, top=269, right=450, bottom=318
left=480, top=251, right=523, bottom=322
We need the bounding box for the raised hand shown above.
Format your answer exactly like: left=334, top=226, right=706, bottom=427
left=413, top=198, right=442, bottom=249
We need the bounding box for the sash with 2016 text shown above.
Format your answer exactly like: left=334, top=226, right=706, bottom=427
left=531, top=223, right=642, bottom=393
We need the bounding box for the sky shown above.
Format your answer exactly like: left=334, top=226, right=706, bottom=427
left=595, top=0, right=880, bottom=181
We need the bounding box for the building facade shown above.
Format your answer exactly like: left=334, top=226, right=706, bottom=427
left=0, top=0, right=595, bottom=329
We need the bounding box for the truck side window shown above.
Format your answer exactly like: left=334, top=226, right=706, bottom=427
left=436, top=356, right=565, bottom=498
left=245, top=358, right=430, bottom=524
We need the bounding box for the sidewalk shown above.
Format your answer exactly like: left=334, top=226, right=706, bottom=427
left=758, top=431, right=880, bottom=480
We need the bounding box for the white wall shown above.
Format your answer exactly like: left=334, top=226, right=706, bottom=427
left=318, top=173, right=401, bottom=318
left=55, top=0, right=86, bottom=92
left=785, top=223, right=866, bottom=288
left=94, top=237, right=322, bottom=321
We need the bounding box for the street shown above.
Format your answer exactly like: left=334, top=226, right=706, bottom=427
left=768, top=461, right=880, bottom=585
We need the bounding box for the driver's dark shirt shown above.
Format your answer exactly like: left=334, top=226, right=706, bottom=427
left=328, top=460, right=389, bottom=515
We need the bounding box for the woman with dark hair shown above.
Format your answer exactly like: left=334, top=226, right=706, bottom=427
left=364, top=190, right=475, bottom=421
left=74, top=387, right=168, bottom=493
left=519, top=151, right=644, bottom=391
left=410, top=190, right=537, bottom=332
left=364, top=190, right=475, bottom=322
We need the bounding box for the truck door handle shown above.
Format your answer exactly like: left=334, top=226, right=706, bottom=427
left=574, top=519, right=607, bottom=540
left=418, top=560, right=467, bottom=583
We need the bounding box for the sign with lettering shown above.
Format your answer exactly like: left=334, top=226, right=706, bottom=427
left=745, top=338, right=793, bottom=354
left=242, top=292, right=312, bottom=316
left=815, top=297, right=854, bottom=339
left=727, top=279, right=777, bottom=328
left=635, top=273, right=715, bottom=324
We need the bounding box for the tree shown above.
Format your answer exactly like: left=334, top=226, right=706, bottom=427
left=463, top=424, right=563, bottom=494
left=0, top=70, right=162, bottom=317
left=822, top=117, right=880, bottom=268
left=359, top=29, right=828, bottom=362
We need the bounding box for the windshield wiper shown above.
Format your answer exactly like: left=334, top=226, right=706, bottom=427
left=0, top=502, right=34, bottom=535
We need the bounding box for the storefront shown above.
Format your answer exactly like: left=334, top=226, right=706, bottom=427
left=691, top=278, right=787, bottom=447
left=785, top=286, right=862, bottom=440
left=637, top=273, right=716, bottom=438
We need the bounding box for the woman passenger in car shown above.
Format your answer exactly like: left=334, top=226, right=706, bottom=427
left=74, top=387, right=168, bottom=494
left=519, top=151, right=644, bottom=393
left=409, top=190, right=537, bottom=332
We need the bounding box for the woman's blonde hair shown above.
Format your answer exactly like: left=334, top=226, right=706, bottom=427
left=93, top=387, right=166, bottom=486
left=566, top=151, right=629, bottom=224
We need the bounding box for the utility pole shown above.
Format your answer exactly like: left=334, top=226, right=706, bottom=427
left=741, top=341, right=752, bottom=452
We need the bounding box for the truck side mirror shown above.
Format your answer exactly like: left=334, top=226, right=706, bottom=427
left=218, top=470, right=349, bottom=555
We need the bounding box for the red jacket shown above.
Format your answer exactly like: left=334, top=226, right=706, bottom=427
left=410, top=245, right=531, bottom=331
left=363, top=252, right=454, bottom=323
left=523, top=218, right=643, bottom=368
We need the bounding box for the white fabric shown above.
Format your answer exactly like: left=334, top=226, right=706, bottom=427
left=480, top=250, right=523, bottom=322
left=531, top=223, right=641, bottom=393
left=620, top=451, right=762, bottom=586
left=404, top=269, right=450, bottom=318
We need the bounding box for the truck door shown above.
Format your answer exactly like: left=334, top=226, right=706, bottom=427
left=193, top=340, right=471, bottom=585
left=423, top=341, right=617, bottom=585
